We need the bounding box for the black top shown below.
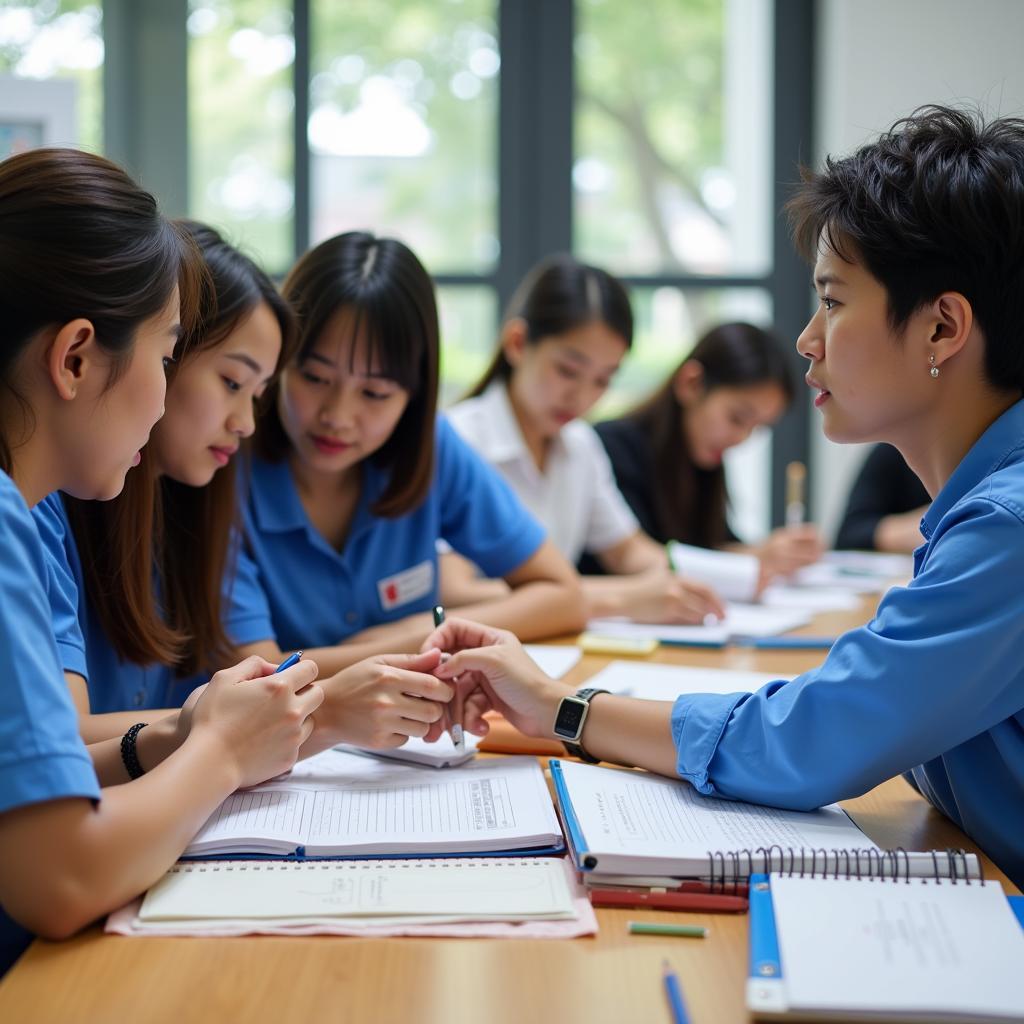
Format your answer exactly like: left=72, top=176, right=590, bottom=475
left=579, top=417, right=736, bottom=574
left=835, top=444, right=930, bottom=550
left=592, top=417, right=663, bottom=543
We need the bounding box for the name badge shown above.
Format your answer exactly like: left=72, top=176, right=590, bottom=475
left=377, top=560, right=434, bottom=612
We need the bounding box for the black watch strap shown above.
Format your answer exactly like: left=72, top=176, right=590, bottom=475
left=559, top=687, right=609, bottom=763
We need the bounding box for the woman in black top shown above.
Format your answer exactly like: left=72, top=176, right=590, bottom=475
left=835, top=444, right=930, bottom=551
left=594, top=322, right=823, bottom=579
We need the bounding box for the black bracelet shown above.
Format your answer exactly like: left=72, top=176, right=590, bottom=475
left=120, top=722, right=149, bottom=780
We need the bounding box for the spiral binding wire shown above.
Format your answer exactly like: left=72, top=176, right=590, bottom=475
left=704, top=846, right=981, bottom=886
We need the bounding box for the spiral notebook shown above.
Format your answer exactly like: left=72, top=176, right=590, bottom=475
left=137, top=857, right=577, bottom=928
left=550, top=760, right=981, bottom=882
left=747, top=869, right=1024, bottom=1022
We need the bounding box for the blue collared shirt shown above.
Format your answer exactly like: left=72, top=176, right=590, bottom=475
left=0, top=470, right=100, bottom=973
left=226, top=416, right=546, bottom=651
left=31, top=495, right=195, bottom=712
left=672, top=399, right=1024, bottom=888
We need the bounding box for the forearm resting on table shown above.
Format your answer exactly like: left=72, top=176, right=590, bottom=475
left=0, top=731, right=239, bottom=940
left=574, top=694, right=680, bottom=778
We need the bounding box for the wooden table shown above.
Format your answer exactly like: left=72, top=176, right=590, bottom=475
left=1, top=599, right=1016, bottom=1024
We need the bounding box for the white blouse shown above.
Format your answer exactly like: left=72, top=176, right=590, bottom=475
left=447, top=383, right=638, bottom=564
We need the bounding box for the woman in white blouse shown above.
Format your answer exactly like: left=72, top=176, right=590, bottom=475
left=444, top=255, right=724, bottom=625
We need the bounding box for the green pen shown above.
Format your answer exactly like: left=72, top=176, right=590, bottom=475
left=628, top=922, right=708, bottom=938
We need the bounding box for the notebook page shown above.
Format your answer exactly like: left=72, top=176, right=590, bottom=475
left=301, top=757, right=557, bottom=853
left=559, top=762, right=873, bottom=871
left=186, top=753, right=560, bottom=856
left=770, top=875, right=1024, bottom=1019
left=140, top=857, right=575, bottom=923
left=584, top=661, right=787, bottom=701
left=187, top=789, right=313, bottom=854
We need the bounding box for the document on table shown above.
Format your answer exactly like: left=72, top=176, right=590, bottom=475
left=581, top=661, right=790, bottom=701
left=586, top=603, right=811, bottom=646
left=139, top=856, right=577, bottom=926
left=184, top=750, right=562, bottom=859
left=523, top=644, right=582, bottom=678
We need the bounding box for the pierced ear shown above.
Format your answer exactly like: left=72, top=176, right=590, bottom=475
left=928, top=292, right=973, bottom=366
left=672, top=360, right=705, bottom=405
left=500, top=317, right=529, bottom=368
left=47, top=319, right=98, bottom=401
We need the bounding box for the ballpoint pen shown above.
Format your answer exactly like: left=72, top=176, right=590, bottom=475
left=433, top=605, right=465, bottom=753
left=275, top=651, right=303, bottom=672
left=662, top=961, right=691, bottom=1024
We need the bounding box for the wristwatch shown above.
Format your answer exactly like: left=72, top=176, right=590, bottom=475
left=552, top=687, right=609, bottom=763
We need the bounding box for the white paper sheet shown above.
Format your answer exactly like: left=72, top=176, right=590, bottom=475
left=581, top=661, right=789, bottom=701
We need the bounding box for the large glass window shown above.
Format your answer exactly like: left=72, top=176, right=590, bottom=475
left=0, top=0, right=103, bottom=155
left=574, top=0, right=772, bottom=276
left=310, top=0, right=498, bottom=275
left=188, top=0, right=294, bottom=273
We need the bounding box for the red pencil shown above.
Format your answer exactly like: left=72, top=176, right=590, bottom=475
left=589, top=889, right=749, bottom=913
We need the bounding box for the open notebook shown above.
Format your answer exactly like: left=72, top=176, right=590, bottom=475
left=183, top=749, right=563, bottom=859
left=137, top=857, right=577, bottom=929
left=748, top=871, right=1024, bottom=1022
left=550, top=760, right=980, bottom=881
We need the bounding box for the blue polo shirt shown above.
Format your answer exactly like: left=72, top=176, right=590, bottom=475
left=227, top=416, right=547, bottom=651
left=672, top=398, right=1024, bottom=888
left=0, top=470, right=101, bottom=974
left=32, top=494, right=195, bottom=712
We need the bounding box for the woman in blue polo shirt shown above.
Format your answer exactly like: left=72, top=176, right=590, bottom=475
left=422, top=107, right=1024, bottom=889
left=32, top=223, right=455, bottom=757
left=0, top=148, right=321, bottom=973
left=229, top=231, right=584, bottom=675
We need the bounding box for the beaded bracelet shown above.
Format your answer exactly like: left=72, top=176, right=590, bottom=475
left=120, top=722, right=149, bottom=780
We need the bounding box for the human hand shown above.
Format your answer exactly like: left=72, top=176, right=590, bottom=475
left=874, top=507, right=927, bottom=553
left=427, top=619, right=572, bottom=739
left=190, top=655, right=323, bottom=789
left=310, top=649, right=454, bottom=751
left=757, top=524, right=824, bottom=583
left=174, top=681, right=207, bottom=748
left=619, top=568, right=726, bottom=624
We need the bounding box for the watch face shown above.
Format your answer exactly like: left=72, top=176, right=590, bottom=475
left=554, top=697, right=587, bottom=739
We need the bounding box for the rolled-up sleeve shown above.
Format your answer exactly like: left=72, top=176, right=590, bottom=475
left=673, top=496, right=1024, bottom=810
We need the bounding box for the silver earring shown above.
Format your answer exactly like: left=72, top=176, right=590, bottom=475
left=929, top=354, right=940, bottom=379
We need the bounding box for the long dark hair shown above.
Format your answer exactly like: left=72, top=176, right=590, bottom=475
left=0, top=147, right=201, bottom=668
left=622, top=322, right=794, bottom=548
left=65, top=222, right=296, bottom=674
left=256, top=231, right=439, bottom=518
left=0, top=147, right=198, bottom=473
left=467, top=254, right=633, bottom=398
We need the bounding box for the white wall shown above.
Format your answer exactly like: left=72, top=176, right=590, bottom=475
left=810, top=0, right=1024, bottom=540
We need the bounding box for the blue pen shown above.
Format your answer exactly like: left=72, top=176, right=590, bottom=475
left=662, top=961, right=691, bottom=1024
left=275, top=651, right=303, bottom=672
